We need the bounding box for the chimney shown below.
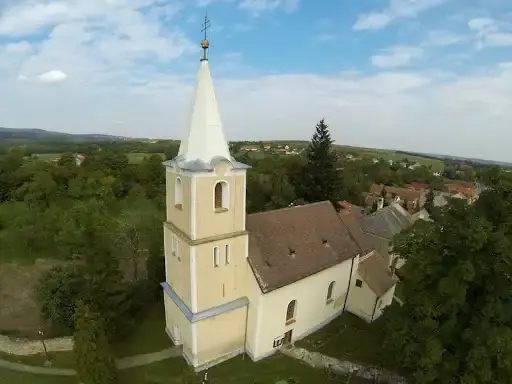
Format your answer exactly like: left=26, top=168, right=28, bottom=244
left=377, top=197, right=384, bottom=210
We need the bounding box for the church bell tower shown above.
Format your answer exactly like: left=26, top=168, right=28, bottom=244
left=161, top=15, right=251, bottom=371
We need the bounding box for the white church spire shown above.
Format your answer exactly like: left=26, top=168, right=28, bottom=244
left=177, top=15, right=232, bottom=166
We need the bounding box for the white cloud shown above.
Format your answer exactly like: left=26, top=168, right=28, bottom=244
left=371, top=46, right=424, bottom=68
left=36, top=70, right=68, bottom=84
left=239, top=0, right=300, bottom=15
left=354, top=0, right=449, bottom=30
left=0, top=0, right=194, bottom=87
left=16, top=70, right=67, bottom=84
left=422, top=30, right=466, bottom=47
left=469, top=17, right=512, bottom=48
left=5, top=58, right=512, bottom=161
left=5, top=41, right=34, bottom=53
left=1, top=1, right=512, bottom=163
left=485, top=33, right=512, bottom=46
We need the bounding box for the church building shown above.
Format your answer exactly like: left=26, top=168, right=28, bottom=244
left=161, top=35, right=398, bottom=372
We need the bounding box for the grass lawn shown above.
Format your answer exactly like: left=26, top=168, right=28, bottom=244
left=118, top=354, right=349, bottom=384
left=0, top=368, right=74, bottom=384
left=31, top=153, right=62, bottom=161
left=114, top=302, right=173, bottom=358
left=127, top=152, right=165, bottom=164
left=296, top=313, right=398, bottom=372
left=0, top=354, right=351, bottom=384
left=0, top=351, right=76, bottom=369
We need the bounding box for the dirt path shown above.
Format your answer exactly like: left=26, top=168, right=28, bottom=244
left=0, top=346, right=182, bottom=376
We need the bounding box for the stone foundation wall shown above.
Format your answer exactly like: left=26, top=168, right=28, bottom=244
left=0, top=335, right=73, bottom=355
left=281, top=346, right=407, bottom=384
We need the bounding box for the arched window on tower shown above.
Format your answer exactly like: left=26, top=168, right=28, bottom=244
left=285, top=300, right=297, bottom=325
left=175, top=177, right=183, bottom=210
left=214, top=181, right=229, bottom=211
left=326, top=281, right=335, bottom=303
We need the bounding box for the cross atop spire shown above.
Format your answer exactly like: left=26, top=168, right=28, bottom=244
left=200, top=13, right=211, bottom=61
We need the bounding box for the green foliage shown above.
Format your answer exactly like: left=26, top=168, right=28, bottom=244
left=243, top=153, right=301, bottom=213
left=74, top=301, right=117, bottom=384
left=38, top=252, right=131, bottom=340
left=424, top=189, right=435, bottom=213
left=38, top=266, right=85, bottom=332
left=299, top=119, right=342, bottom=206
left=384, top=177, right=512, bottom=383
left=81, top=252, right=132, bottom=341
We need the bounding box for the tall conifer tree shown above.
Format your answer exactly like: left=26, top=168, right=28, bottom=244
left=301, top=119, right=342, bottom=206
left=74, top=301, right=117, bottom=384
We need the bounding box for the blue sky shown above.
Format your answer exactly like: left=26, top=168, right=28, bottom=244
left=0, top=0, right=512, bottom=161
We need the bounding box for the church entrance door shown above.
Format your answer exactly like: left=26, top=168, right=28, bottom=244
left=173, top=325, right=181, bottom=345
left=283, top=330, right=293, bottom=345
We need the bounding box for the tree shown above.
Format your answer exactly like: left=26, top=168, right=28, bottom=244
left=137, top=154, right=165, bottom=200
left=38, top=266, right=85, bottom=332
left=81, top=249, right=132, bottom=341
left=74, top=301, right=117, bottom=384
left=113, top=197, right=164, bottom=281
left=384, top=198, right=512, bottom=383
left=58, top=152, right=78, bottom=168
left=300, top=119, right=342, bottom=206
left=424, top=189, right=435, bottom=214
left=19, top=171, right=58, bottom=208
left=402, top=196, right=409, bottom=211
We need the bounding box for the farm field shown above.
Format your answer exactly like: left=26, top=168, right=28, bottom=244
left=126, top=152, right=165, bottom=164
left=337, top=145, right=445, bottom=171
left=30, top=152, right=166, bottom=164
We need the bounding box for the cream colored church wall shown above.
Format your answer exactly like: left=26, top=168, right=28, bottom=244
left=194, top=172, right=246, bottom=240
left=251, top=258, right=357, bottom=359
left=346, top=271, right=395, bottom=323
left=164, top=225, right=192, bottom=309
left=195, top=305, right=247, bottom=367
left=374, top=285, right=395, bottom=320
left=166, top=170, right=192, bottom=236
left=194, top=234, right=249, bottom=313
left=346, top=272, right=377, bottom=323
left=164, top=294, right=194, bottom=362
left=242, top=262, right=266, bottom=358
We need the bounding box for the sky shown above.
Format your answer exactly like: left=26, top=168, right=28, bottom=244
left=0, top=0, right=512, bottom=161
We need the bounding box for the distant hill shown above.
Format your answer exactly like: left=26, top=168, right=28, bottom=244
left=395, top=150, right=512, bottom=168
left=0, top=127, right=130, bottom=143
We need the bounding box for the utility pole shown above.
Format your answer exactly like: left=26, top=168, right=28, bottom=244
left=38, top=328, right=52, bottom=367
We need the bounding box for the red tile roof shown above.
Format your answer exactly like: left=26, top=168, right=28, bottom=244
left=246, top=201, right=360, bottom=293
left=409, top=182, right=428, bottom=190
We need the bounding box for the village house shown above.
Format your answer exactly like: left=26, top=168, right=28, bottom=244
left=240, top=145, right=260, bottom=152
left=444, top=180, right=478, bottom=201
left=160, top=38, right=397, bottom=371
left=339, top=201, right=428, bottom=270
left=363, top=183, right=426, bottom=213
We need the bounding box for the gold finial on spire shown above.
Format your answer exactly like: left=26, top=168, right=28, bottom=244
left=201, top=13, right=211, bottom=61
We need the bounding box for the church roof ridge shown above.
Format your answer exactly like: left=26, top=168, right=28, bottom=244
left=247, top=200, right=332, bottom=217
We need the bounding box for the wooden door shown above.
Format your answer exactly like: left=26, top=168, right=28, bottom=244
left=283, top=330, right=293, bottom=345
